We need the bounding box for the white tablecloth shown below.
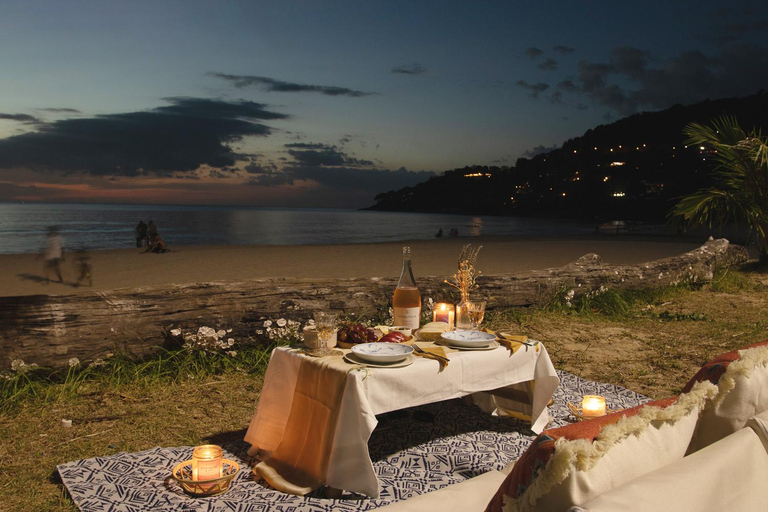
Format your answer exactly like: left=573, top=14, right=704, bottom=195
left=244, top=342, right=559, bottom=498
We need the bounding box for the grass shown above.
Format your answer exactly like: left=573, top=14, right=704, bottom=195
left=2, top=265, right=768, bottom=511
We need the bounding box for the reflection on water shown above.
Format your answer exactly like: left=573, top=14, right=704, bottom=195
left=0, top=203, right=599, bottom=254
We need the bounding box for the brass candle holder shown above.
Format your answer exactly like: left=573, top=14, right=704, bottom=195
left=171, top=458, right=239, bottom=496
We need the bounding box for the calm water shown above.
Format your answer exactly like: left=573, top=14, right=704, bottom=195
left=0, top=203, right=598, bottom=255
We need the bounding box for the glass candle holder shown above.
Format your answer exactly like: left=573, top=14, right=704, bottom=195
left=432, top=303, right=455, bottom=328
left=192, top=444, right=223, bottom=489
left=581, top=395, right=606, bottom=418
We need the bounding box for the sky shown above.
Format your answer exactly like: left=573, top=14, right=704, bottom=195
left=1, top=1, right=767, bottom=208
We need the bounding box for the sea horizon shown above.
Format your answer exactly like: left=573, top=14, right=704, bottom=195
left=0, top=201, right=636, bottom=255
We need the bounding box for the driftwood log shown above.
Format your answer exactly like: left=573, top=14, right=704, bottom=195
left=0, top=238, right=748, bottom=370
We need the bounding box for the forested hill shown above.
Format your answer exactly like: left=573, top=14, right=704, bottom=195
left=366, top=91, right=768, bottom=221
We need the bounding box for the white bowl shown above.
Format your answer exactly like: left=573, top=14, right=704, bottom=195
left=351, top=342, right=414, bottom=363
left=440, top=330, right=497, bottom=347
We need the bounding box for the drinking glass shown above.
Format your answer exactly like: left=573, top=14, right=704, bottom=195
left=466, top=300, right=487, bottom=330
left=311, top=311, right=338, bottom=356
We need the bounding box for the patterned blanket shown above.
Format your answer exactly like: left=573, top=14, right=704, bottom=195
left=58, top=370, right=649, bottom=511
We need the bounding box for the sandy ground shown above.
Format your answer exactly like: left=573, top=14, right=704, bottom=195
left=0, top=235, right=708, bottom=297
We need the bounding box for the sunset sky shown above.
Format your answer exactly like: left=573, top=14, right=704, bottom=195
left=1, top=1, right=767, bottom=208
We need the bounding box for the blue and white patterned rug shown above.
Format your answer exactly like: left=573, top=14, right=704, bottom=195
left=57, top=370, right=649, bottom=511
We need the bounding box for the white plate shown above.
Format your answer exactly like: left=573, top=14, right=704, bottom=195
left=441, top=340, right=501, bottom=351
left=344, top=353, right=415, bottom=368
left=351, top=342, right=414, bottom=363
left=440, top=330, right=497, bottom=348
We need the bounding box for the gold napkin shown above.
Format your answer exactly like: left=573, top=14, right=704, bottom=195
left=413, top=343, right=453, bottom=371
left=494, top=332, right=529, bottom=353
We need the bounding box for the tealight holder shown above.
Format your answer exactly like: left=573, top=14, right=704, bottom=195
left=567, top=395, right=622, bottom=421
left=172, top=458, right=239, bottom=496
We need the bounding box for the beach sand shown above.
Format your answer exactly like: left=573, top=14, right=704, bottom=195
left=0, top=235, right=708, bottom=297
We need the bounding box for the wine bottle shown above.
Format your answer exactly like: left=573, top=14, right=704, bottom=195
left=393, top=246, right=421, bottom=329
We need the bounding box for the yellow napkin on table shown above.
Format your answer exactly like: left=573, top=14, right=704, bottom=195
left=492, top=332, right=529, bottom=353
left=413, top=342, right=455, bottom=371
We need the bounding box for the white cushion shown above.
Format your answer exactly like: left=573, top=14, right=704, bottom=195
left=578, top=428, right=768, bottom=512
left=374, top=470, right=506, bottom=512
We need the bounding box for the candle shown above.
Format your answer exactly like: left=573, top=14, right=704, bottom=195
left=581, top=395, right=606, bottom=418
left=432, top=303, right=455, bottom=328
left=192, top=444, right=223, bottom=490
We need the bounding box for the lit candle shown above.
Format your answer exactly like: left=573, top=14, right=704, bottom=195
left=581, top=395, right=606, bottom=418
left=192, top=444, right=223, bottom=490
left=432, top=303, right=455, bottom=328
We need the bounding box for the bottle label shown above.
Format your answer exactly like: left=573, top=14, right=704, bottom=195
left=393, top=307, right=421, bottom=329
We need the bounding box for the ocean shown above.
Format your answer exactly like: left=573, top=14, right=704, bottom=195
left=0, top=202, right=601, bottom=255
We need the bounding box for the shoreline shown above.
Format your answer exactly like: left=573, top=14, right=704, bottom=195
left=0, top=234, right=712, bottom=298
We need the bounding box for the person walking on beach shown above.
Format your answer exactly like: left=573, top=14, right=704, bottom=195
left=43, top=226, right=65, bottom=283
left=74, top=251, right=93, bottom=287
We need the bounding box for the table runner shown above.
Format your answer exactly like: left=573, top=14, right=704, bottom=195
left=245, top=342, right=559, bottom=497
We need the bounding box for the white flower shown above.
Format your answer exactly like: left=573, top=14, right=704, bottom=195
left=227, top=338, right=235, bottom=346
left=226, top=350, right=237, bottom=357
left=170, top=328, right=181, bottom=337
left=68, top=357, right=80, bottom=367
left=226, top=328, right=232, bottom=333
left=263, top=320, right=273, bottom=328
left=277, top=318, right=287, bottom=327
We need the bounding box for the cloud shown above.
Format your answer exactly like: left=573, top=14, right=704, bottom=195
left=525, top=47, right=544, bottom=59
left=538, top=58, right=558, bottom=71
left=541, top=43, right=768, bottom=116
left=524, top=144, right=560, bottom=158
left=515, top=80, right=550, bottom=98
left=0, top=97, right=287, bottom=176
left=391, top=63, right=426, bottom=75
left=0, top=113, right=40, bottom=124
left=210, top=72, right=375, bottom=97
left=553, top=45, right=575, bottom=54
left=285, top=142, right=373, bottom=168
left=37, top=108, right=81, bottom=114
left=704, top=17, right=768, bottom=45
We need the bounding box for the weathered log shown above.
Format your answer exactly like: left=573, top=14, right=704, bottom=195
left=0, top=238, right=748, bottom=370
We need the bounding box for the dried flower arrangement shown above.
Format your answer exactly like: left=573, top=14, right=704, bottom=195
left=445, top=244, right=482, bottom=302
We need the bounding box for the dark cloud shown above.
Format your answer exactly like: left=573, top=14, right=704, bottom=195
left=210, top=72, right=375, bottom=97
left=553, top=45, right=575, bottom=54
left=0, top=97, right=286, bottom=176
left=0, top=113, right=40, bottom=124
left=543, top=43, right=768, bottom=116
left=391, top=63, right=426, bottom=75
left=284, top=142, right=330, bottom=150
left=704, top=18, right=768, bottom=45
left=538, top=58, right=558, bottom=71
left=37, top=108, right=81, bottom=114
left=524, top=144, right=560, bottom=158
left=515, top=80, right=550, bottom=98
left=285, top=143, right=373, bottom=168
left=244, top=161, right=278, bottom=174
left=525, top=47, right=544, bottom=59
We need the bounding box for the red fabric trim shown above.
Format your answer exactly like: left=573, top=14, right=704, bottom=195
left=485, top=396, right=677, bottom=512
left=681, top=340, right=768, bottom=393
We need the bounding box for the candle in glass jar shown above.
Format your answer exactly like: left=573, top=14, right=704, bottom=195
left=432, top=303, right=455, bottom=328
left=581, top=395, right=606, bottom=418
left=192, top=444, right=223, bottom=488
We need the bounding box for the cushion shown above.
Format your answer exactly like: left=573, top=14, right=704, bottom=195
left=574, top=428, right=768, bottom=511
left=485, top=381, right=716, bottom=512
left=683, top=340, right=768, bottom=452
left=375, top=469, right=508, bottom=512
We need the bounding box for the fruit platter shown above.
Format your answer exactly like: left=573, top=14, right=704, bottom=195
left=336, top=322, right=414, bottom=349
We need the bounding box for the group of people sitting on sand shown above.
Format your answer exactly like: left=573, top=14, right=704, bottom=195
left=134, top=220, right=169, bottom=253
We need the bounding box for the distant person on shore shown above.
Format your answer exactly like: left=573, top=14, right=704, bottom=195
left=43, top=226, right=65, bottom=283
left=145, top=233, right=169, bottom=253
left=147, top=220, right=158, bottom=240
left=435, top=228, right=443, bottom=238
left=449, top=227, right=458, bottom=237
left=74, top=251, right=92, bottom=287
left=134, top=220, right=148, bottom=248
